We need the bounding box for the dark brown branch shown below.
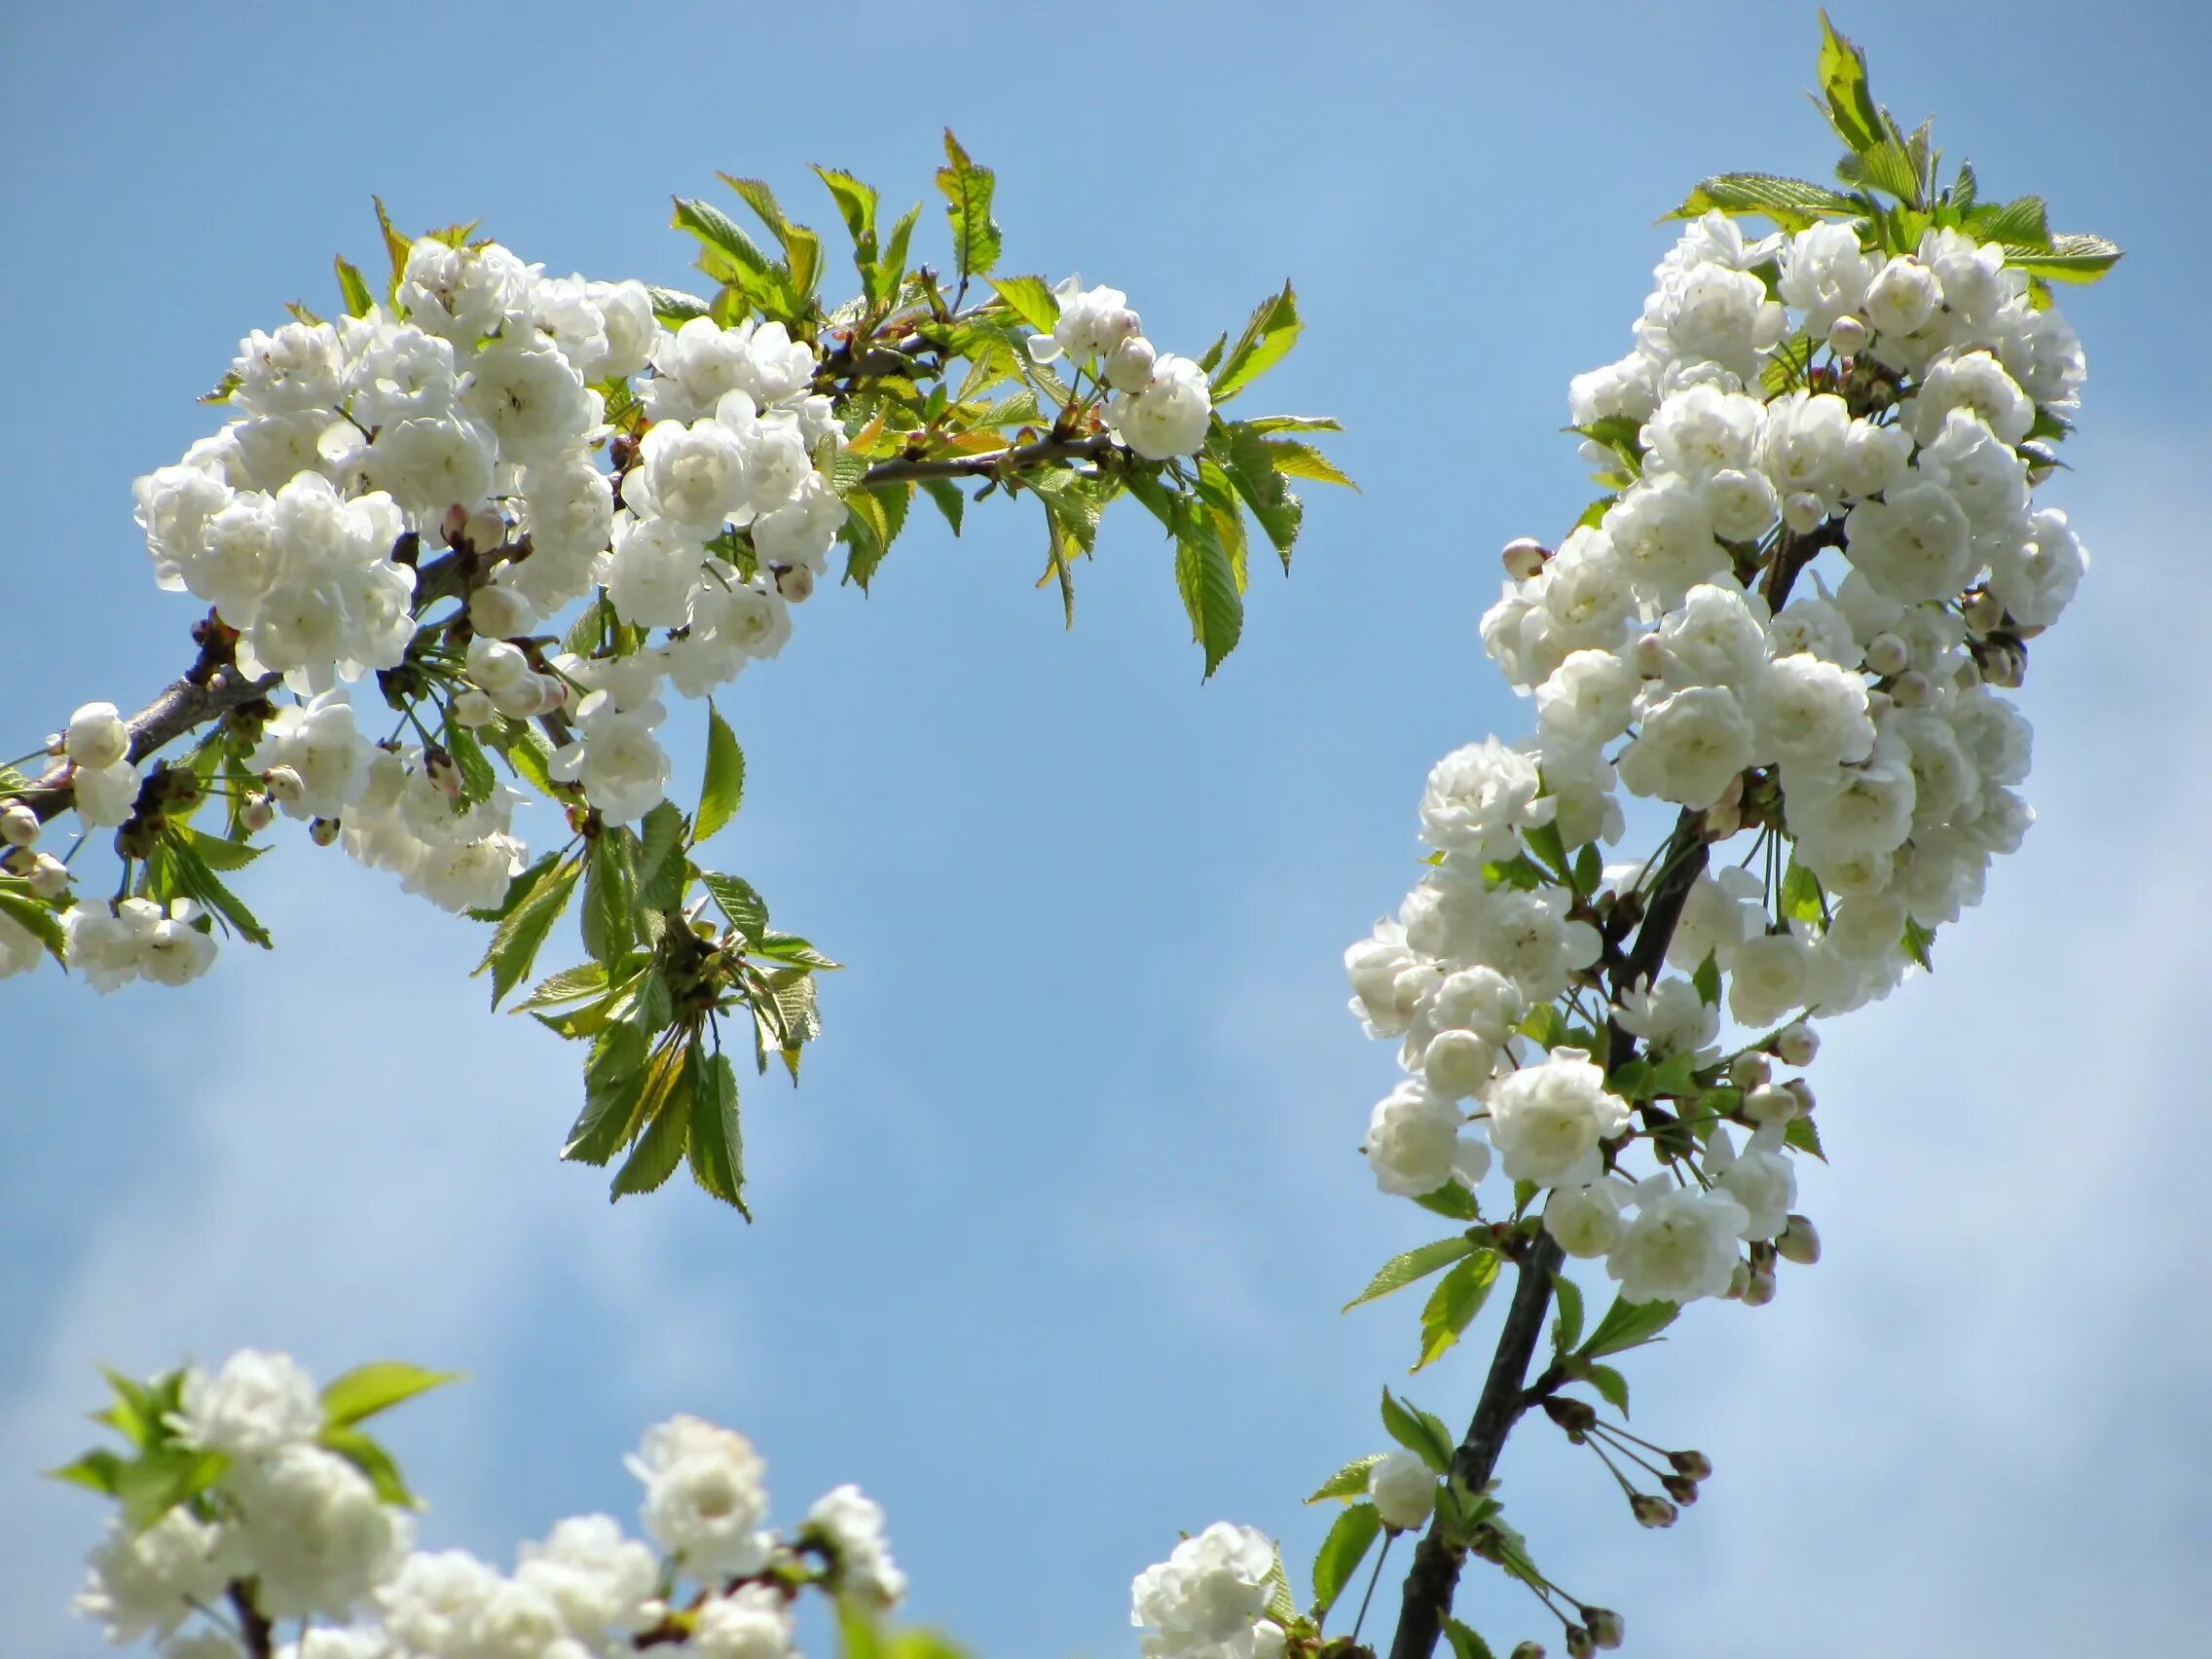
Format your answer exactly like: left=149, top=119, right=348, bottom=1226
left=859, top=431, right=1115, bottom=485
left=227, top=1582, right=274, bottom=1659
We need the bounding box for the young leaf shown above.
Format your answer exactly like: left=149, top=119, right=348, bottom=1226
left=1670, top=172, right=1862, bottom=231
left=1414, top=1250, right=1501, bottom=1373
left=935, top=130, right=1002, bottom=282
left=1444, top=1619, right=1497, bottom=1659
left=986, top=274, right=1060, bottom=334
left=1344, top=1235, right=1476, bottom=1311
left=1212, top=282, right=1301, bottom=400
left=47, top=1449, right=127, bottom=1495
left=319, top=1362, right=462, bottom=1429
left=1578, top=1295, right=1679, bottom=1360
left=637, top=801, right=687, bottom=910
left=1306, top=1452, right=1386, bottom=1504
left=581, top=830, right=639, bottom=965
left=1380, top=1389, right=1456, bottom=1476
left=1173, top=508, right=1243, bottom=678
left=1550, top=1273, right=1586, bottom=1356
left=1814, top=10, right=1884, bottom=155
left=476, top=861, right=580, bottom=1007
left=697, top=702, right=746, bottom=844
left=699, top=868, right=769, bottom=942
left=564, top=1026, right=650, bottom=1165
left=686, top=1047, right=751, bottom=1217
left=1309, top=1501, right=1382, bottom=1626
left=333, top=255, right=376, bottom=318
left=320, top=1424, right=417, bottom=1508
left=1587, top=1364, right=1631, bottom=1417
left=609, top=1044, right=691, bottom=1198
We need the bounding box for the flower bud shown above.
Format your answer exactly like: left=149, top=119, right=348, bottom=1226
left=1630, top=1493, right=1677, bottom=1529
left=1726, top=1261, right=1751, bottom=1300
left=262, top=764, right=307, bottom=806
left=531, top=674, right=570, bottom=713
left=424, top=748, right=462, bottom=799
left=1669, top=1449, right=1713, bottom=1481
left=1544, top=1396, right=1599, bottom=1436
left=309, top=816, right=342, bottom=847
left=1784, top=1077, right=1816, bottom=1115
left=1826, top=314, right=1868, bottom=356
left=442, top=502, right=473, bottom=547
left=468, top=581, right=535, bottom=641
left=1742, top=1082, right=1797, bottom=1125
left=1368, top=1450, right=1439, bottom=1532
left=0, top=800, right=38, bottom=848
left=775, top=564, right=816, bottom=603
left=1631, top=632, right=1669, bottom=679
left=240, top=793, right=276, bottom=832
left=1773, top=1021, right=1818, bottom=1067
left=1729, top=1051, right=1771, bottom=1091
left=1891, top=670, right=1931, bottom=708
left=465, top=506, right=507, bottom=554
left=1104, top=334, right=1158, bottom=394
left=1702, top=799, right=1741, bottom=841
left=27, top=852, right=70, bottom=899
left=1743, top=1267, right=1778, bottom=1307
left=65, top=702, right=131, bottom=770
left=1776, top=1215, right=1823, bottom=1266
left=452, top=688, right=497, bottom=729
left=1565, top=1626, right=1594, bottom=1659
left=1502, top=537, right=1549, bottom=581
left=1661, top=1473, right=1701, bottom=1506
left=1963, top=587, right=2005, bottom=636
left=1581, top=1608, right=1623, bottom=1650
left=1864, top=632, right=1911, bottom=677
left=1510, top=1644, right=1547, bottom=1659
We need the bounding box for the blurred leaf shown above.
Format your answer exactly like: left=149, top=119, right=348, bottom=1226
left=320, top=1362, right=461, bottom=1429
left=321, top=1424, right=416, bottom=1507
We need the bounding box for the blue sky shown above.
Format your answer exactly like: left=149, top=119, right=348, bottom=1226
left=4, top=2, right=2210, bottom=1654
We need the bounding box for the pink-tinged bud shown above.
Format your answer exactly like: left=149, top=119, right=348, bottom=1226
left=452, top=688, right=496, bottom=729
left=1743, top=1082, right=1797, bottom=1125
left=1729, top=1051, right=1772, bottom=1090
left=1661, top=1473, right=1701, bottom=1505
left=1774, top=1021, right=1819, bottom=1067
left=1743, top=1267, right=1778, bottom=1307
left=1631, top=1493, right=1678, bottom=1529
left=1777, top=1215, right=1823, bottom=1265
left=27, top=852, right=70, bottom=899
left=532, top=674, right=569, bottom=713
left=240, top=793, right=276, bottom=832
left=424, top=749, right=462, bottom=799
left=0, top=800, right=38, bottom=848
left=1631, top=632, right=1669, bottom=679
left=1782, top=492, right=1826, bottom=535
left=1726, top=1261, right=1751, bottom=1300
left=1702, top=799, right=1742, bottom=841
left=1582, top=1608, right=1624, bottom=1650
left=1784, top=1078, right=1816, bottom=1114
left=775, top=563, right=817, bottom=603
left=1669, top=1449, right=1713, bottom=1480
left=1864, top=632, right=1911, bottom=677
left=1891, top=669, right=1931, bottom=708
left=262, top=764, right=307, bottom=805
left=1502, top=536, right=1549, bottom=580
left=1826, top=314, right=1868, bottom=356
left=442, top=503, right=473, bottom=547
left=309, top=817, right=342, bottom=847
left=1963, top=587, right=2005, bottom=636
left=465, top=506, right=507, bottom=554
left=1565, top=1626, right=1594, bottom=1659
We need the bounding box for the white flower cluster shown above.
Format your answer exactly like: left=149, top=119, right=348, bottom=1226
left=74, top=1349, right=905, bottom=1658
left=1027, top=278, right=1213, bottom=461
left=1129, top=1523, right=1286, bottom=1659
left=1346, top=209, right=2090, bottom=1306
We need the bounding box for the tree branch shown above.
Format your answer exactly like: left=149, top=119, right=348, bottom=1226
left=859, top=432, right=1115, bottom=484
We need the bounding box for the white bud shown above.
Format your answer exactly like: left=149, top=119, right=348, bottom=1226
left=1502, top=536, right=1549, bottom=580
left=465, top=505, right=507, bottom=552
left=262, top=764, right=307, bottom=805
left=1826, top=314, right=1868, bottom=356
left=1631, top=631, right=1669, bottom=679
left=1104, top=334, right=1158, bottom=394
left=469, top=581, right=536, bottom=641
left=1367, top=1450, right=1439, bottom=1531
left=1782, top=491, right=1826, bottom=535
left=1702, top=799, right=1742, bottom=841
left=451, top=688, right=497, bottom=728
left=1963, top=587, right=2005, bottom=636
left=26, top=852, right=70, bottom=899
left=775, top=563, right=816, bottom=603
left=65, top=702, right=131, bottom=770
left=240, top=793, right=276, bottom=832
left=0, top=800, right=38, bottom=848
left=1743, top=1267, right=1778, bottom=1307
left=1726, top=1260, right=1751, bottom=1300
left=1729, top=1052, right=1772, bottom=1090
left=1776, top=1215, right=1823, bottom=1266
left=425, top=751, right=462, bottom=799
left=1784, top=1077, right=1816, bottom=1114
left=531, top=674, right=569, bottom=713
left=1743, top=1082, right=1798, bottom=1126
left=1891, top=669, right=1931, bottom=708
left=1773, top=1021, right=1819, bottom=1067
left=1864, top=632, right=1911, bottom=677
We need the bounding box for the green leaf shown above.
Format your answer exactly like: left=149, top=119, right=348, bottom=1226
left=871, top=203, right=921, bottom=311
left=1785, top=1113, right=1827, bottom=1161
left=1414, top=1250, right=1501, bottom=1372
left=442, top=719, right=497, bottom=808
left=1239, top=414, right=1342, bottom=435
left=1814, top=10, right=1884, bottom=155
left=1412, top=1183, right=1482, bottom=1223
left=934, top=130, right=1002, bottom=282
left=1306, top=1452, right=1386, bottom=1504
left=1380, top=1389, right=1456, bottom=1476
left=986, top=274, right=1060, bottom=334
left=1216, top=425, right=1305, bottom=567
left=671, top=197, right=776, bottom=289
left=333, top=255, right=376, bottom=318
left=1692, top=951, right=1722, bottom=1008
left=813, top=166, right=878, bottom=247
left=468, top=848, right=557, bottom=925
left=475, top=860, right=579, bottom=1006
left=1551, top=1273, right=1586, bottom=1356
left=1345, top=1235, right=1477, bottom=1311
left=1780, top=858, right=1825, bottom=926
left=700, top=869, right=769, bottom=942
left=372, top=195, right=411, bottom=301
left=0, top=889, right=66, bottom=962
left=319, top=1361, right=461, bottom=1429
left=1839, top=138, right=1923, bottom=205
left=637, top=801, right=687, bottom=910
left=1173, top=505, right=1243, bottom=679
left=1211, top=282, right=1301, bottom=400
left=515, top=961, right=610, bottom=1012
left=1671, top=172, right=1864, bottom=231
left=581, top=830, right=639, bottom=965
left=1444, top=1619, right=1497, bottom=1659
left=46, top=1449, right=127, bottom=1495
left=686, top=1047, right=751, bottom=1216
left=696, top=701, right=746, bottom=845
left=648, top=286, right=713, bottom=325
left=2005, top=233, right=2122, bottom=283
left=755, top=932, right=841, bottom=971
left=320, top=1424, right=416, bottom=1507
left=174, top=826, right=264, bottom=872
left=609, top=1042, right=691, bottom=1198
left=564, top=1025, right=650, bottom=1165
left=1578, top=1295, right=1679, bottom=1360
left=153, top=831, right=272, bottom=948
left=1972, top=195, right=2051, bottom=247
left=116, top=1445, right=228, bottom=1530
left=1309, top=1501, right=1382, bottom=1625
left=1587, top=1363, right=1630, bottom=1417
left=918, top=478, right=966, bottom=537
left=1903, top=915, right=1936, bottom=971
left=1261, top=437, right=1356, bottom=490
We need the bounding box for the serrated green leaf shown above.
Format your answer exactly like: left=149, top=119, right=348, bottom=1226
left=319, top=1362, right=461, bottom=1429
left=442, top=719, right=497, bottom=808
left=515, top=961, right=610, bottom=1012
left=1972, top=195, right=2051, bottom=247
left=871, top=203, right=921, bottom=311
left=1173, top=506, right=1243, bottom=678
left=0, top=889, right=66, bottom=962
left=372, top=196, right=411, bottom=302
left=1578, top=1295, right=1679, bottom=1359
left=581, top=830, right=639, bottom=965
left=699, top=868, right=769, bottom=942
left=1839, top=138, right=1923, bottom=206
left=1551, top=1273, right=1585, bottom=1355
left=116, top=1445, right=229, bottom=1531
left=1780, top=858, right=1825, bottom=926
left=1785, top=1113, right=1827, bottom=1161
left=1216, top=425, right=1305, bottom=567
left=697, top=702, right=745, bottom=846
left=987, top=274, right=1059, bottom=334
left=935, top=130, right=1001, bottom=282
left=1815, top=10, right=1884, bottom=155
left=610, top=1043, right=691, bottom=1199
left=648, top=286, right=713, bottom=325
left=1306, top=1453, right=1386, bottom=1504
left=686, top=1047, right=750, bottom=1216
left=1345, top=1236, right=1477, bottom=1311
left=1692, top=951, right=1722, bottom=1008
left=671, top=197, right=776, bottom=288
left=564, top=1025, right=649, bottom=1164
left=1671, top=172, right=1863, bottom=232
left=334, top=255, right=375, bottom=318
left=1380, top=1389, right=1456, bottom=1476
left=1414, top=1251, right=1501, bottom=1372
left=812, top=166, right=878, bottom=248
left=636, top=800, right=686, bottom=910
left=152, top=831, right=272, bottom=948
left=1212, top=282, right=1301, bottom=400
left=476, top=861, right=579, bottom=1006
left=1587, top=1363, right=1630, bottom=1416
left=2004, top=233, right=2122, bottom=283
left=1413, top=1182, right=1482, bottom=1223
left=1261, top=437, right=1356, bottom=489
left=1310, top=1501, right=1382, bottom=1625
left=1445, top=1619, right=1496, bottom=1659
left=920, top=478, right=966, bottom=536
